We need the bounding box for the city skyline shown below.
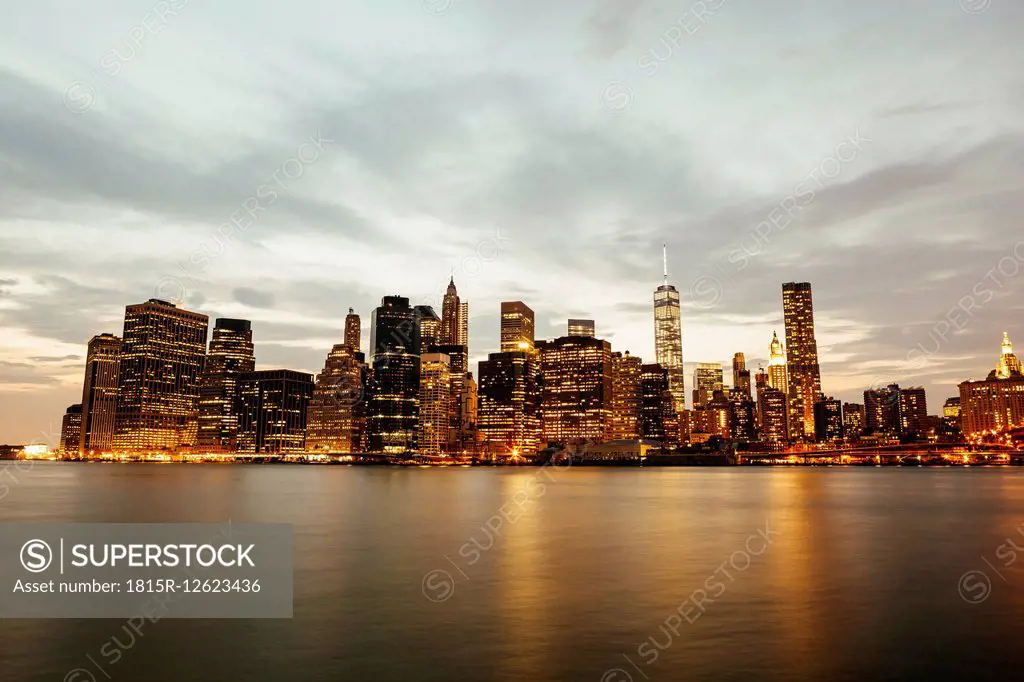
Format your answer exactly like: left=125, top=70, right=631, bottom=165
left=2, top=1, right=1024, bottom=443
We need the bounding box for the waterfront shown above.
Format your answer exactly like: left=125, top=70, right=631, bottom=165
left=4, top=463, right=1024, bottom=681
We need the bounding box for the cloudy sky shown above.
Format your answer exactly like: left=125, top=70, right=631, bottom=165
left=1, top=0, right=1023, bottom=444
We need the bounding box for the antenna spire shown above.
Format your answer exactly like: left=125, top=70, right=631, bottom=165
left=662, top=243, right=668, bottom=284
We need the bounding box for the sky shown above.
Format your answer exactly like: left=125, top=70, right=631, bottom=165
left=1, top=0, right=1023, bottom=445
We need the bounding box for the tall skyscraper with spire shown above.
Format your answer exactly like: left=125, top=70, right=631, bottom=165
left=782, top=282, right=822, bottom=440
left=441, top=276, right=461, bottom=346
left=654, top=245, right=685, bottom=413
left=767, top=331, right=788, bottom=393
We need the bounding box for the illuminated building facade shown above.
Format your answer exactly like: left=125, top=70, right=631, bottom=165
left=898, top=387, right=928, bottom=437
left=610, top=351, right=642, bottom=441
left=694, top=393, right=731, bottom=438
left=344, top=308, right=361, bottom=351
left=236, top=370, right=313, bottom=454
left=692, top=363, right=724, bottom=408
left=757, top=386, right=788, bottom=443
left=733, top=352, right=751, bottom=399
left=654, top=246, right=685, bottom=413
left=538, top=336, right=612, bottom=444
left=568, top=319, right=595, bottom=338
left=60, top=404, right=83, bottom=456
left=79, top=333, right=122, bottom=455
left=368, top=296, right=420, bottom=453
left=306, top=343, right=367, bottom=453
left=415, top=305, right=441, bottom=354
left=767, top=331, right=788, bottom=392
left=113, top=299, right=209, bottom=452
left=197, top=318, right=255, bottom=450
left=417, top=353, right=451, bottom=456
left=500, top=301, right=535, bottom=352
left=814, top=396, right=843, bottom=442
left=782, top=282, right=822, bottom=439
left=943, top=397, right=961, bottom=420
left=478, top=351, right=542, bottom=456
left=458, top=302, right=469, bottom=348
left=959, top=333, right=1024, bottom=437
left=843, top=402, right=865, bottom=439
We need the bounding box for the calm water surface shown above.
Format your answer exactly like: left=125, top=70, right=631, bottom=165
left=3, top=463, right=1024, bottom=681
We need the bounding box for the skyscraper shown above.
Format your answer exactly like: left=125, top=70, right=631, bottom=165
left=767, top=331, right=788, bottom=393
left=843, top=402, right=865, bottom=439
left=640, top=363, right=671, bottom=443
left=782, top=282, right=822, bottom=439
left=344, top=307, right=361, bottom=351
left=732, top=352, right=751, bottom=399
left=568, top=319, right=596, bottom=338
left=458, top=301, right=469, bottom=349
left=441, top=277, right=461, bottom=346
left=478, top=350, right=542, bottom=458
left=418, top=353, right=452, bottom=456
left=60, top=404, right=83, bottom=456
left=610, top=351, right=642, bottom=441
left=692, top=363, right=724, bottom=408
left=113, top=299, right=209, bottom=452
left=500, top=301, right=535, bottom=352
left=960, top=334, right=1024, bottom=437
left=415, top=305, right=441, bottom=354
left=756, top=387, right=788, bottom=443
left=79, top=333, right=122, bottom=455
left=538, top=336, right=613, bottom=445
left=864, top=384, right=901, bottom=435
left=306, top=343, right=367, bottom=453
left=814, top=396, right=843, bottom=442
left=367, top=296, right=420, bottom=453
left=654, top=245, right=685, bottom=413
left=236, top=370, right=313, bottom=454
left=197, top=318, right=255, bottom=450
left=899, top=387, right=928, bottom=437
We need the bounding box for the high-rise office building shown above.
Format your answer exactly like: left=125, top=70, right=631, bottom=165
left=344, top=308, right=361, bottom=352
left=640, top=363, right=671, bottom=443
left=692, top=363, right=724, bottom=408
left=79, top=333, right=122, bottom=455
left=943, top=397, right=962, bottom=420
left=500, top=301, right=535, bottom=352
left=418, top=353, right=452, bottom=456
left=864, top=384, right=901, bottom=435
left=654, top=245, right=685, bottom=413
left=113, top=299, right=209, bottom=452
left=728, top=397, right=756, bottom=441
left=732, top=352, right=751, bottom=399
left=568, top=319, right=596, bottom=338
left=60, top=404, right=83, bottom=456
left=899, top=387, right=928, bottom=437
left=757, top=387, right=788, bottom=443
left=694, top=395, right=731, bottom=439
left=782, top=282, right=822, bottom=439
left=441, top=278, right=461, bottom=346
left=367, top=296, right=420, bottom=453
left=538, top=336, right=613, bottom=444
left=306, top=343, right=367, bottom=453
left=197, top=318, right=255, bottom=450
left=415, top=305, right=441, bottom=354
left=477, top=351, right=542, bottom=457
left=237, top=370, right=313, bottom=454
left=767, top=331, right=788, bottom=392
left=462, top=372, right=478, bottom=454
left=458, top=301, right=469, bottom=349
left=610, top=351, right=643, bottom=441
left=995, top=332, right=1023, bottom=379
left=814, top=396, right=843, bottom=442
left=843, top=402, right=865, bottom=439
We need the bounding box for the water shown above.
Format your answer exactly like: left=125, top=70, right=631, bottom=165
left=3, top=463, right=1024, bottom=681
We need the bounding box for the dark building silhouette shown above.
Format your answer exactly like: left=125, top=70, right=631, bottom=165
left=640, top=363, right=671, bottom=443
left=367, top=296, right=420, bottom=453
left=237, top=370, right=313, bottom=454
left=814, top=396, right=843, bottom=442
